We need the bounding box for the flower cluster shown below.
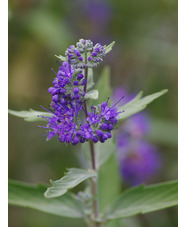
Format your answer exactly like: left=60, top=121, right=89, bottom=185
left=40, top=39, right=120, bottom=145
left=114, top=87, right=161, bottom=186
left=65, top=39, right=106, bottom=68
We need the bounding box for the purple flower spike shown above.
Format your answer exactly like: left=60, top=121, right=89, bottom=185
left=40, top=39, right=120, bottom=145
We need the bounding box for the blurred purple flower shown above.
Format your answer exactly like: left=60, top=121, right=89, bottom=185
left=113, top=87, right=161, bottom=185
left=117, top=140, right=161, bottom=186
left=122, top=113, right=151, bottom=138
left=83, top=0, right=112, bottom=26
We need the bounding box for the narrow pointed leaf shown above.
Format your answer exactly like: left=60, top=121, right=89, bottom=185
left=103, top=180, right=178, bottom=220
left=104, top=41, right=115, bottom=54
left=8, top=180, right=84, bottom=218
left=8, top=109, right=52, bottom=122
left=118, top=89, right=168, bottom=120
left=55, top=54, right=67, bottom=61
left=45, top=168, right=96, bottom=198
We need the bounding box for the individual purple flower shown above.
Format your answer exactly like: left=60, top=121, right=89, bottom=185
left=80, top=123, right=94, bottom=140
left=86, top=106, right=100, bottom=124
left=100, top=101, right=120, bottom=121
left=117, top=140, right=161, bottom=186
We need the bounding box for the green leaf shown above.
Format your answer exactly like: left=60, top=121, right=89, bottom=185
left=8, top=179, right=84, bottom=218
left=45, top=168, right=96, bottom=198
left=104, top=41, right=115, bottom=54
left=103, top=180, right=178, bottom=220
left=8, top=109, right=52, bottom=122
left=84, top=90, right=99, bottom=100
left=118, top=89, right=168, bottom=120
left=147, top=118, right=178, bottom=147
left=92, top=66, right=112, bottom=106
left=98, top=152, right=121, bottom=213
left=98, top=151, right=121, bottom=227
left=55, top=54, right=67, bottom=61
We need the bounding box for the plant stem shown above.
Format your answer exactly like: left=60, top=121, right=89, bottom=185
left=89, top=139, right=100, bottom=227
left=83, top=66, right=88, bottom=115
left=83, top=63, right=100, bottom=227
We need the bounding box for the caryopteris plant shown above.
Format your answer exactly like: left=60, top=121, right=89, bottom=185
left=9, top=39, right=177, bottom=227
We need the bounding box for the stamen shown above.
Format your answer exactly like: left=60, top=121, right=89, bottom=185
left=42, top=132, right=50, bottom=137
left=100, top=96, right=125, bottom=119
left=51, top=68, right=57, bottom=75
left=37, top=125, right=52, bottom=129
left=82, top=107, right=88, bottom=116
left=56, top=61, right=61, bottom=66
left=40, top=105, right=54, bottom=114
left=109, top=96, right=125, bottom=110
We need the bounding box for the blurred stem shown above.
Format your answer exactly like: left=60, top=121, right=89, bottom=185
left=83, top=57, right=100, bottom=226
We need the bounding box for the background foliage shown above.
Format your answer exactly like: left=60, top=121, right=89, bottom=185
left=8, top=0, right=177, bottom=226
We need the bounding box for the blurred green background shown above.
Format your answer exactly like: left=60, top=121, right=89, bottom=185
left=8, top=0, right=177, bottom=226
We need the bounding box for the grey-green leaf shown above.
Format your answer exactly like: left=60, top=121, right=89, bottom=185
left=92, top=66, right=112, bottom=106
left=104, top=41, right=115, bottom=54
left=55, top=54, right=67, bottom=61
left=8, top=109, right=52, bottom=122
left=8, top=180, right=84, bottom=218
left=103, top=180, right=178, bottom=220
left=45, top=168, right=96, bottom=198
left=118, top=89, right=168, bottom=120
left=84, top=90, right=99, bottom=100
left=95, top=137, right=116, bottom=168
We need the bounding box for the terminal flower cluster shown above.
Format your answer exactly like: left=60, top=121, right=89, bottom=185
left=40, top=39, right=120, bottom=145
left=65, top=39, right=106, bottom=68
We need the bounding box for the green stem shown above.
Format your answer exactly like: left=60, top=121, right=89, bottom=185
left=83, top=60, right=100, bottom=227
